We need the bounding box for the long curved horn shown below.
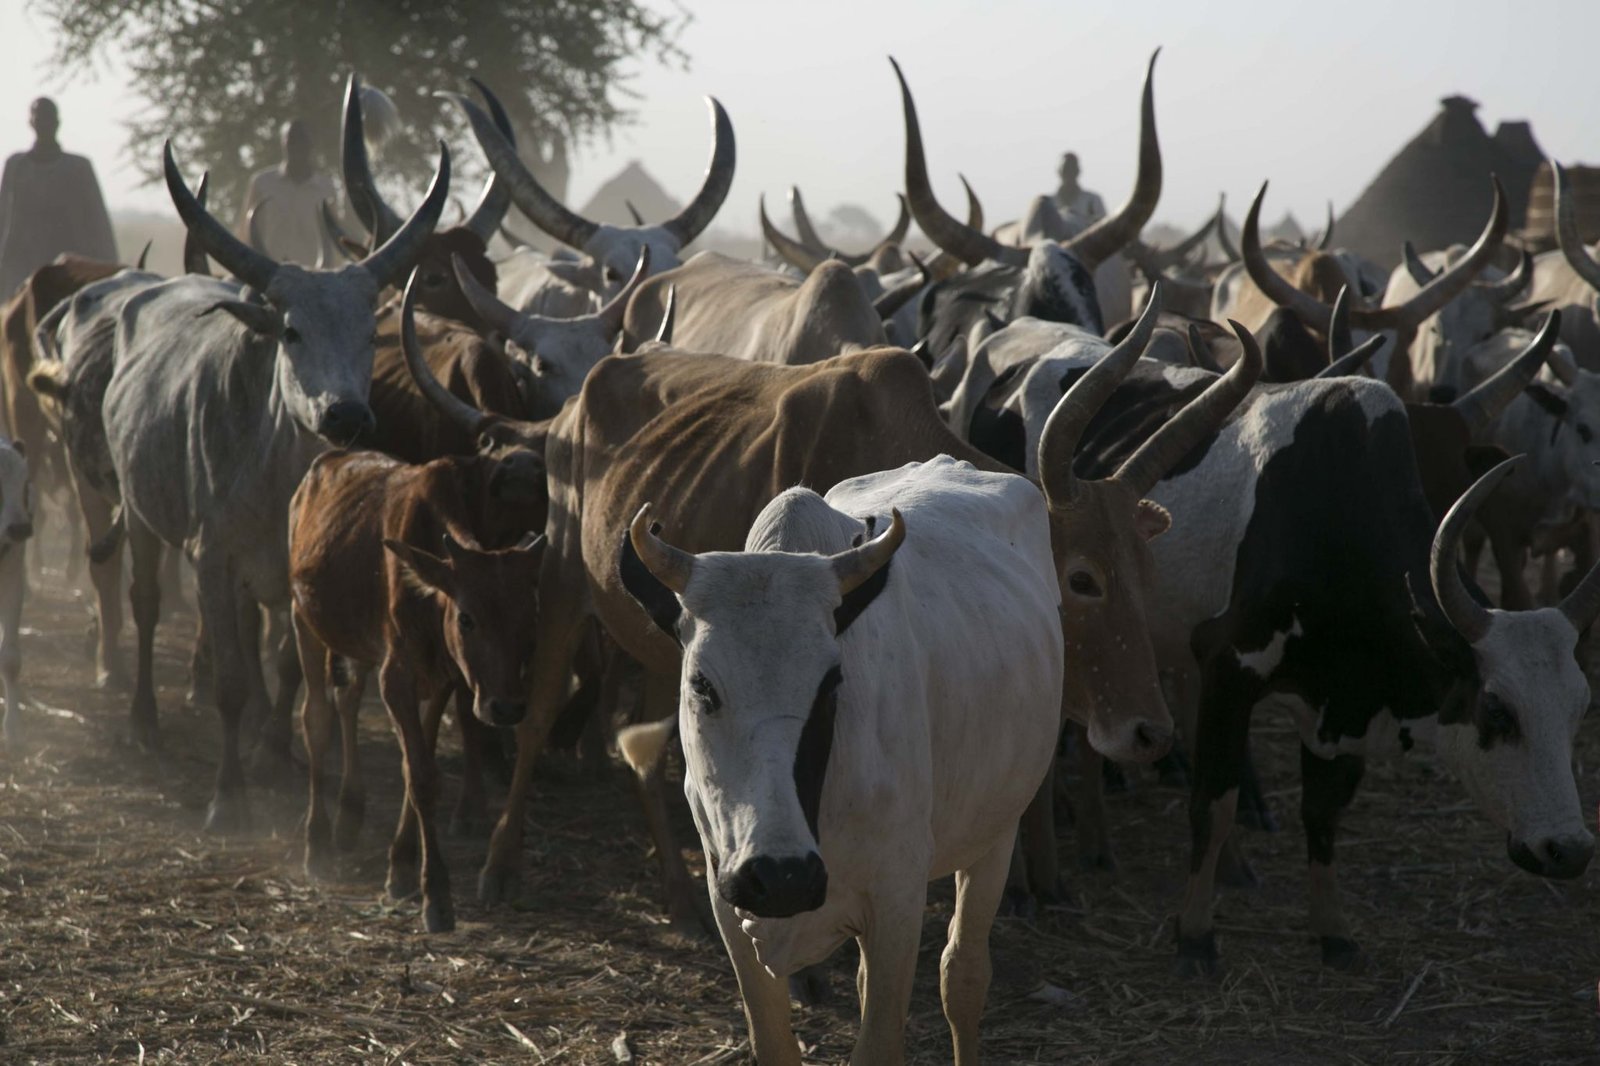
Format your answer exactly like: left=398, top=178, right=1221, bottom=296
left=1313, top=201, right=1334, bottom=250
left=448, top=89, right=600, bottom=252
left=1328, top=285, right=1354, bottom=359
left=926, top=177, right=985, bottom=280
left=135, top=239, right=152, bottom=271
left=630, top=504, right=693, bottom=595
left=1402, top=240, right=1439, bottom=287
left=1037, top=285, right=1162, bottom=506
left=358, top=144, right=451, bottom=289
left=246, top=199, right=271, bottom=255
left=182, top=171, right=212, bottom=276
left=341, top=74, right=404, bottom=242
left=661, top=98, right=736, bottom=247
left=874, top=253, right=931, bottom=319
left=761, top=194, right=826, bottom=272
left=1554, top=161, right=1600, bottom=293
left=832, top=508, right=906, bottom=595
left=1241, top=182, right=1336, bottom=331
left=1452, top=310, right=1559, bottom=432
left=400, top=267, right=489, bottom=436
left=1215, top=193, right=1239, bottom=263
left=1476, top=247, right=1533, bottom=304
left=460, top=77, right=517, bottom=242
left=1430, top=455, right=1519, bottom=642
left=892, top=57, right=1025, bottom=269
left=1144, top=206, right=1217, bottom=273
left=164, top=142, right=277, bottom=290
left=1314, top=335, right=1384, bottom=378
left=656, top=285, right=676, bottom=344
left=1113, top=317, right=1262, bottom=496
left=1064, top=49, right=1163, bottom=270
left=450, top=254, right=521, bottom=337
left=789, top=186, right=827, bottom=252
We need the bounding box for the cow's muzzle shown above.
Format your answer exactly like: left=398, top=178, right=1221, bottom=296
left=719, top=852, right=828, bottom=919
left=1508, top=831, right=1594, bottom=880
left=478, top=698, right=527, bottom=728
left=317, top=401, right=376, bottom=445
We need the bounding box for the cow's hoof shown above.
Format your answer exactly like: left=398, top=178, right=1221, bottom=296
left=1319, top=936, right=1366, bottom=972
left=1173, top=931, right=1221, bottom=979
left=477, top=863, right=518, bottom=907
left=386, top=863, right=420, bottom=902
left=423, top=897, right=455, bottom=934
left=998, top=886, right=1037, bottom=920
left=333, top=799, right=365, bottom=852
left=96, top=665, right=130, bottom=693
left=203, top=793, right=249, bottom=835
left=788, top=965, right=830, bottom=1008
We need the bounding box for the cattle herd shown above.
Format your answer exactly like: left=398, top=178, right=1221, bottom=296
left=4, top=51, right=1600, bottom=1063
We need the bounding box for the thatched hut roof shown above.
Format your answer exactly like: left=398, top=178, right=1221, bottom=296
left=575, top=161, right=682, bottom=228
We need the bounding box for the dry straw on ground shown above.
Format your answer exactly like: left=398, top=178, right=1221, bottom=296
left=2, top=572, right=1598, bottom=1064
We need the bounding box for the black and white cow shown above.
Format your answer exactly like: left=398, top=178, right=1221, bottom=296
left=960, top=331, right=1598, bottom=974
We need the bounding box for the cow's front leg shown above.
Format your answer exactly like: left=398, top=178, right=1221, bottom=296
left=0, top=554, right=24, bottom=745
left=295, top=610, right=337, bottom=880
left=389, top=686, right=451, bottom=904
left=195, top=551, right=250, bottom=833
left=381, top=662, right=453, bottom=933
left=942, top=832, right=1014, bottom=1066
left=709, top=864, right=800, bottom=1066
left=74, top=471, right=125, bottom=690
left=332, top=663, right=370, bottom=851
left=1302, top=746, right=1365, bottom=970
left=622, top=671, right=707, bottom=938
left=852, top=883, right=926, bottom=1066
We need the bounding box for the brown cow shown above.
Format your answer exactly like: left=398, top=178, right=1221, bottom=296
left=290, top=288, right=546, bottom=933
left=401, top=290, right=1260, bottom=933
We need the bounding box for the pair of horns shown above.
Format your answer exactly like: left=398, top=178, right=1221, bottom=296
left=761, top=189, right=912, bottom=271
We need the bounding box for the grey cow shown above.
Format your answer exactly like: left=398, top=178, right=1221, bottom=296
left=103, top=140, right=449, bottom=830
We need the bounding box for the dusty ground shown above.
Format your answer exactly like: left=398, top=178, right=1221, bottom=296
left=3, top=566, right=1600, bottom=1065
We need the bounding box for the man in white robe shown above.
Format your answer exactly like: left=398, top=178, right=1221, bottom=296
left=236, top=119, right=337, bottom=265
left=0, top=98, right=117, bottom=299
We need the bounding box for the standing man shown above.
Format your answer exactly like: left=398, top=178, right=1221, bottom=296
left=1054, top=151, right=1106, bottom=227
left=0, top=97, right=117, bottom=299
left=236, top=118, right=337, bottom=265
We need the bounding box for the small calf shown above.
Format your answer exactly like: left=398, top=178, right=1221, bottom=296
left=289, top=446, right=543, bottom=933
left=0, top=437, right=31, bottom=744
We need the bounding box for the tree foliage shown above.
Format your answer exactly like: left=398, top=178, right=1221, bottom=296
left=32, top=0, right=687, bottom=219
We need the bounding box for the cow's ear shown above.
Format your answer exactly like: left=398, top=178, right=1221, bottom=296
left=1525, top=382, right=1569, bottom=419
left=1464, top=444, right=1511, bottom=479
left=619, top=525, right=682, bottom=644
left=835, top=558, right=891, bottom=635
left=383, top=538, right=455, bottom=596
left=198, top=299, right=283, bottom=337
left=1135, top=499, right=1171, bottom=541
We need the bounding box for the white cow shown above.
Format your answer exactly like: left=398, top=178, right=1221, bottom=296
left=0, top=438, right=32, bottom=744
left=624, top=455, right=1062, bottom=1065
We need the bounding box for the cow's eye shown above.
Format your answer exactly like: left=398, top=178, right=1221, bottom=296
left=1068, top=570, right=1103, bottom=598
left=458, top=611, right=477, bottom=633
left=282, top=326, right=302, bottom=344
left=689, top=672, right=720, bottom=714
left=1480, top=692, right=1519, bottom=745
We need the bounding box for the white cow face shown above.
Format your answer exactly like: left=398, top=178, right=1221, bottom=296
left=1437, top=608, right=1593, bottom=878
left=620, top=508, right=903, bottom=919
left=581, top=225, right=682, bottom=288
left=262, top=265, right=380, bottom=445
left=503, top=323, right=613, bottom=418
left=0, top=440, right=31, bottom=554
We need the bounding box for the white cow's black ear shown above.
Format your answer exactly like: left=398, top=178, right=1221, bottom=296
left=620, top=525, right=682, bottom=644
left=835, top=557, right=892, bottom=635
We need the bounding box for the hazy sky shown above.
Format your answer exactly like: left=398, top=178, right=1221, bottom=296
left=3, top=0, right=1598, bottom=239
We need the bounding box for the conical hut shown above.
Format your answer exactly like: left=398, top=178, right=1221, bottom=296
left=575, top=160, right=682, bottom=228
left=1334, top=96, right=1544, bottom=269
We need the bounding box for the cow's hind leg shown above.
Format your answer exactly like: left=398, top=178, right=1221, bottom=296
left=125, top=517, right=163, bottom=752
left=75, top=474, right=125, bottom=690
left=194, top=551, right=250, bottom=833
left=253, top=606, right=300, bottom=782
left=332, top=662, right=369, bottom=851
left=942, top=832, right=1013, bottom=1066
left=1302, top=746, right=1365, bottom=970
left=0, top=554, right=25, bottom=745
left=621, top=672, right=708, bottom=937
left=381, top=663, right=453, bottom=932
left=710, top=878, right=800, bottom=1066
left=295, top=610, right=337, bottom=880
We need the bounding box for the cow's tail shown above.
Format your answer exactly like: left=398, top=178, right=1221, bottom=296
left=26, top=359, right=71, bottom=404
left=617, top=715, right=679, bottom=777
left=87, top=508, right=124, bottom=565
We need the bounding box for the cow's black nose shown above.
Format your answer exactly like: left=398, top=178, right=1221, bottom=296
left=318, top=402, right=375, bottom=444
left=1509, top=833, right=1594, bottom=879
left=719, top=853, right=827, bottom=918
left=483, top=699, right=526, bottom=727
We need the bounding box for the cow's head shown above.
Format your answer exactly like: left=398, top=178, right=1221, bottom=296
left=0, top=438, right=31, bottom=555
left=1511, top=338, right=1600, bottom=509
left=165, top=140, right=450, bottom=446
left=621, top=502, right=904, bottom=919
left=893, top=51, right=1161, bottom=339
left=1035, top=292, right=1263, bottom=763
left=1424, top=455, right=1597, bottom=878
left=449, top=248, right=647, bottom=418
left=340, top=75, right=506, bottom=329
left=384, top=531, right=544, bottom=728
left=452, top=86, right=733, bottom=285
left=1395, top=242, right=1533, bottom=395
